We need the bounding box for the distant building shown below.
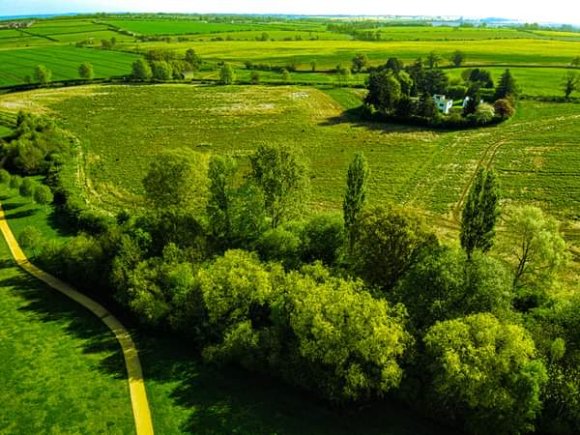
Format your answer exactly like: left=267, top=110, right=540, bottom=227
left=433, top=94, right=453, bottom=114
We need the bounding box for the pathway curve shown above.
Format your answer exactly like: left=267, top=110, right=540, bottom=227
left=0, top=204, right=154, bottom=435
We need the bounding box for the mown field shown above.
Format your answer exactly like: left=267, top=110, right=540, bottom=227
left=2, top=84, right=578, bottom=227
left=0, top=188, right=135, bottom=434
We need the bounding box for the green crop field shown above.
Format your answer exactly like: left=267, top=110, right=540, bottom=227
left=3, top=84, right=578, bottom=231
left=447, top=66, right=576, bottom=97
left=126, top=38, right=580, bottom=70
left=0, top=46, right=139, bottom=86
left=360, top=26, right=540, bottom=41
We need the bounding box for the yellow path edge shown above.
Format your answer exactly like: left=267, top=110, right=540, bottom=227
left=0, top=205, right=155, bottom=435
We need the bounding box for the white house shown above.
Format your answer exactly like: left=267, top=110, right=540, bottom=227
left=433, top=94, right=453, bottom=114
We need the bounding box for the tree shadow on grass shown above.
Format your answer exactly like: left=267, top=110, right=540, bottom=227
left=1, top=201, right=28, bottom=212
left=4, top=209, right=38, bottom=220
left=0, top=273, right=127, bottom=381
left=136, top=332, right=456, bottom=435
left=319, top=107, right=431, bottom=135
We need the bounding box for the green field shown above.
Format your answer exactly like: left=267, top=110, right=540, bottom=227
left=0, top=188, right=135, bottom=434
left=3, top=84, right=578, bottom=227
left=0, top=46, right=139, bottom=86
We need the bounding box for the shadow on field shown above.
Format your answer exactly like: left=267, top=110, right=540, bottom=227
left=319, top=107, right=428, bottom=135
left=0, top=272, right=127, bottom=381
left=136, top=332, right=455, bottom=435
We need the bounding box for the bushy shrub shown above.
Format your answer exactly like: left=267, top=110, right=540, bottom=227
left=0, top=169, right=10, bottom=184
left=9, top=175, right=22, bottom=189
left=256, top=226, right=302, bottom=269
left=494, top=98, right=515, bottom=119
left=19, top=177, right=35, bottom=197
left=473, top=102, right=495, bottom=124
left=33, top=184, right=52, bottom=204
left=300, top=213, right=344, bottom=265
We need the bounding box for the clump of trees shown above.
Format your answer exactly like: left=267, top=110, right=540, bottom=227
left=131, top=48, right=204, bottom=81
left=365, top=56, right=518, bottom=128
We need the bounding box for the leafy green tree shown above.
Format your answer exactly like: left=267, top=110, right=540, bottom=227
left=286, top=268, right=412, bottom=400
left=300, top=213, right=345, bottom=266
left=495, top=68, right=519, bottom=100
left=250, top=71, right=260, bottom=84
left=474, top=102, right=495, bottom=124
left=422, top=68, right=449, bottom=95
left=351, top=206, right=435, bottom=290
left=450, top=50, right=466, bottom=67
left=18, top=226, right=43, bottom=255
left=395, top=246, right=512, bottom=331
left=493, top=98, right=515, bottom=119
left=343, top=152, right=369, bottom=252
left=385, top=57, right=404, bottom=73
left=34, top=64, right=52, bottom=85
left=33, top=184, right=53, bottom=204
left=9, top=175, right=22, bottom=189
left=250, top=144, right=308, bottom=228
left=396, top=70, right=414, bottom=96
left=417, top=92, right=438, bottom=119
left=335, top=64, right=351, bottom=87
left=426, top=51, right=442, bottom=69
left=219, top=63, right=236, bottom=85
left=351, top=53, right=369, bottom=73
left=281, top=68, right=291, bottom=83
left=460, top=168, right=499, bottom=259
left=424, top=313, right=548, bottom=434
left=151, top=61, right=173, bottom=81
left=143, top=149, right=209, bottom=212
left=467, top=68, right=494, bottom=88
left=365, top=70, right=402, bottom=114
left=19, top=177, right=35, bottom=197
left=131, top=58, right=152, bottom=81
left=562, top=71, right=578, bottom=99
left=78, top=62, right=94, bottom=80
left=501, top=206, right=569, bottom=290
left=0, top=169, right=10, bottom=184
left=207, top=155, right=238, bottom=245
left=184, top=48, right=202, bottom=70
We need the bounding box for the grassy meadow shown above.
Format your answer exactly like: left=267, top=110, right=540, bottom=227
left=2, top=84, right=578, bottom=229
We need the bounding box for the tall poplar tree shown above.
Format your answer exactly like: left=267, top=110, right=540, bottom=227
left=460, top=168, right=499, bottom=259
left=343, top=152, right=369, bottom=251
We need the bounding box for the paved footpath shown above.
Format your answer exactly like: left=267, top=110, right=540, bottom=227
left=0, top=204, right=154, bottom=435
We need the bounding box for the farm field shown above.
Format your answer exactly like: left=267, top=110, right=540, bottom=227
left=2, top=84, right=578, bottom=227
left=0, top=46, right=139, bottom=87
left=126, top=38, right=580, bottom=69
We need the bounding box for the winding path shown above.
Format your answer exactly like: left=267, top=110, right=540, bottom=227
left=0, top=204, right=154, bottom=435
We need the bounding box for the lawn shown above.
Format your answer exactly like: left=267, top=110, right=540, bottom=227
left=0, top=187, right=135, bottom=434
left=0, top=46, right=139, bottom=86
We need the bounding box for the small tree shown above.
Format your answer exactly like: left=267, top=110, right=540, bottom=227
left=310, top=61, right=317, bottom=72
left=501, top=206, right=569, bottom=290
left=78, top=62, right=94, bottom=80
left=219, top=63, right=236, bottom=85
left=335, top=64, right=351, bottom=87
left=0, top=169, right=10, bottom=184
left=495, top=69, right=519, bottom=100
left=281, top=68, right=291, bottom=83
left=351, top=53, right=369, bottom=73
left=460, top=168, right=499, bottom=259
left=450, top=50, right=466, bottom=67
left=151, top=61, right=173, bottom=81
left=385, top=57, right=404, bottom=73
left=561, top=72, right=578, bottom=99
left=250, top=71, right=260, bottom=85
left=250, top=144, right=308, bottom=228
left=185, top=48, right=202, bottom=70
left=426, top=51, right=442, bottom=69
left=131, top=59, right=152, bottom=81
left=19, top=178, right=35, bottom=197
left=493, top=98, right=515, bottom=119
left=343, top=152, right=369, bottom=252
left=33, top=184, right=53, bottom=204
left=34, top=64, right=52, bottom=86
left=570, top=56, right=580, bottom=67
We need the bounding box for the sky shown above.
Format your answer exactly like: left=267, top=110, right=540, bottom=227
left=1, top=0, right=579, bottom=25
